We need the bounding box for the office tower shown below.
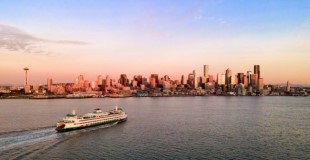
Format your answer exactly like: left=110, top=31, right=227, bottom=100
left=77, top=75, right=85, bottom=90
left=91, top=81, right=96, bottom=89
left=287, top=81, right=290, bottom=92
left=243, top=75, right=248, bottom=87
left=150, top=74, right=159, bottom=84
left=208, top=75, right=214, bottom=82
left=225, top=68, right=232, bottom=85
left=258, top=78, right=264, bottom=90
left=187, top=73, right=195, bottom=88
left=193, top=70, right=198, bottom=88
left=97, top=75, right=102, bottom=85
left=203, top=65, right=209, bottom=81
left=47, top=78, right=53, bottom=91
left=221, top=74, right=226, bottom=85
left=163, top=75, right=170, bottom=81
left=132, top=80, right=138, bottom=88
left=247, top=71, right=252, bottom=85
left=237, top=73, right=244, bottom=84
left=84, top=80, right=90, bottom=90
left=254, top=65, right=260, bottom=79
left=230, top=75, right=237, bottom=85
left=181, top=75, right=186, bottom=85
left=23, top=67, right=29, bottom=86
left=133, top=75, right=143, bottom=86
left=119, top=74, right=128, bottom=86
left=105, top=75, right=111, bottom=88
left=150, top=77, right=156, bottom=88
left=217, top=73, right=222, bottom=85
left=250, top=74, right=258, bottom=88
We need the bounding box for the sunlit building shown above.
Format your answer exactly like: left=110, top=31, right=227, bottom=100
left=237, top=73, right=244, bottom=84
left=47, top=78, right=52, bottom=91
left=203, top=65, right=209, bottom=82
left=258, top=78, right=264, bottom=91
left=254, top=65, right=260, bottom=79
left=225, top=68, right=232, bottom=85
left=250, top=74, right=258, bottom=88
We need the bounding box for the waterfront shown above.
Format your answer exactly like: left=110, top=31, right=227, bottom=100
left=0, top=97, right=309, bottom=159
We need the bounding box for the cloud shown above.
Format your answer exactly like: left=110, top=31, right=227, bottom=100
left=208, top=16, right=227, bottom=24
left=0, top=24, right=87, bottom=55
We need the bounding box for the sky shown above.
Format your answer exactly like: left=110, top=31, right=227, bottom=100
left=0, top=0, right=310, bottom=85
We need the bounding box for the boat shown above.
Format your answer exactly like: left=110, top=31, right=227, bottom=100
left=56, top=106, right=127, bottom=132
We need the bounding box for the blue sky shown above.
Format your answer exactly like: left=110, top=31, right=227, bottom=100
left=0, top=0, right=310, bottom=84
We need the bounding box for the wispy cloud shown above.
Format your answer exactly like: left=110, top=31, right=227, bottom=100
left=0, top=24, right=87, bottom=56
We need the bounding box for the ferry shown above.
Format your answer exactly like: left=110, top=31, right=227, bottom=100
left=56, top=106, right=127, bottom=132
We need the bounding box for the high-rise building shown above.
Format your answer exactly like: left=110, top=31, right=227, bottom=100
left=133, top=75, right=143, bottom=86
left=47, top=78, right=52, bottom=91
left=203, top=65, right=209, bottom=81
left=163, top=75, right=170, bottom=81
left=119, top=74, right=128, bottom=86
left=77, top=75, right=85, bottom=90
left=208, top=75, right=214, bottom=83
left=237, top=73, right=244, bottom=84
left=150, top=77, right=156, bottom=88
left=132, top=80, right=138, bottom=88
left=97, top=75, right=102, bottom=85
left=243, top=75, right=248, bottom=87
left=217, top=73, right=222, bottom=85
left=187, top=73, right=195, bottom=88
left=230, top=75, right=237, bottom=85
left=254, top=65, right=260, bottom=79
left=105, top=75, right=111, bottom=88
left=250, top=74, right=258, bottom=88
left=193, top=70, right=198, bottom=88
left=225, top=68, right=232, bottom=85
left=247, top=71, right=252, bottom=85
left=258, top=78, right=264, bottom=90
left=181, top=75, right=186, bottom=85
left=286, top=81, right=290, bottom=92
left=150, top=74, right=159, bottom=84
left=91, top=81, right=96, bottom=89
left=221, top=74, right=225, bottom=85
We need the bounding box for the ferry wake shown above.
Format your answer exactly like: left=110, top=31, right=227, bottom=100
left=56, top=106, right=127, bottom=132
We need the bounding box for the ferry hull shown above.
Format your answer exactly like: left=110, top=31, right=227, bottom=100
left=56, top=117, right=127, bottom=132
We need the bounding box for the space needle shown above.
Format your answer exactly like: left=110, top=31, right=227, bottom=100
left=24, top=67, right=29, bottom=86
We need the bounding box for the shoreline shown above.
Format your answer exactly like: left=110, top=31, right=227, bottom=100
left=0, top=94, right=308, bottom=99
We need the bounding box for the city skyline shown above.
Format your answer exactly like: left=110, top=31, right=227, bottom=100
left=1, top=0, right=310, bottom=84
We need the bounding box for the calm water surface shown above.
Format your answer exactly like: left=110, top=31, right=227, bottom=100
left=0, top=97, right=309, bottom=159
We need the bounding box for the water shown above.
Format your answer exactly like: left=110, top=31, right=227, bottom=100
left=0, top=97, right=309, bottom=159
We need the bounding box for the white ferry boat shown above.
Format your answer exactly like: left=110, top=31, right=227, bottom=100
left=56, top=106, right=127, bottom=132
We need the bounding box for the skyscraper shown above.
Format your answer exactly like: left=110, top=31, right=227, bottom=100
left=119, top=74, right=128, bottom=86
left=247, top=71, right=252, bottom=85
left=150, top=74, right=159, bottom=85
left=133, top=75, right=143, bottom=86
left=217, top=73, right=222, bottom=85
left=47, top=78, right=52, bottom=91
left=225, top=68, right=232, bottom=85
left=181, top=75, right=186, bottom=85
left=258, top=78, right=264, bottom=91
left=250, top=74, right=258, bottom=88
left=237, top=73, right=244, bottom=84
left=105, top=75, right=111, bottom=88
left=203, top=65, right=209, bottom=81
left=97, top=75, right=102, bottom=85
left=254, top=65, right=260, bottom=79
left=286, top=81, right=291, bottom=92
left=193, top=70, right=198, bottom=88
